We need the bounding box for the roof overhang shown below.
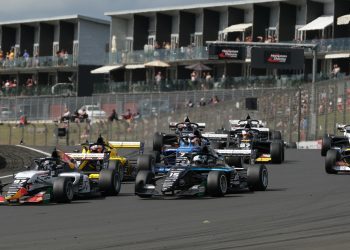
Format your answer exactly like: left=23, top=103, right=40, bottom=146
left=299, top=15, right=333, bottom=31
left=90, top=65, right=123, bottom=74
left=325, top=53, right=350, bottom=59
left=223, top=23, right=252, bottom=33
left=125, top=64, right=145, bottom=69
left=337, top=14, right=350, bottom=25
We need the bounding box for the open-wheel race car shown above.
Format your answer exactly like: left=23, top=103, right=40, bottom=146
left=152, top=117, right=206, bottom=165
left=203, top=116, right=284, bottom=165
left=321, top=124, right=350, bottom=157
left=0, top=150, right=120, bottom=205
left=70, top=136, right=144, bottom=181
left=134, top=146, right=268, bottom=198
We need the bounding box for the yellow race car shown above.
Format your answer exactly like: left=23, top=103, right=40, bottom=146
left=66, top=136, right=144, bottom=181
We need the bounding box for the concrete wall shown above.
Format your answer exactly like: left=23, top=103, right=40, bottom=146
left=269, top=5, right=279, bottom=28
left=179, top=11, right=195, bottom=47
left=219, top=11, right=228, bottom=31
left=306, top=0, right=323, bottom=23
left=279, top=3, right=296, bottom=41
left=78, top=19, right=109, bottom=65
left=172, top=14, right=179, bottom=34
left=296, top=4, right=307, bottom=25
left=111, top=17, right=128, bottom=51
left=195, top=12, right=203, bottom=32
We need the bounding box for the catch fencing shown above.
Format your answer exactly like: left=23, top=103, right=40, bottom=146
left=0, top=77, right=349, bottom=146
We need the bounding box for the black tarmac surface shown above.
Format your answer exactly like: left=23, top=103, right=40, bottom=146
left=1, top=146, right=350, bottom=250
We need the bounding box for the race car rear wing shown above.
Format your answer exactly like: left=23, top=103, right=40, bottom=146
left=108, top=141, right=144, bottom=150
left=169, top=122, right=206, bottom=130
left=215, top=149, right=252, bottom=156
left=65, top=153, right=105, bottom=160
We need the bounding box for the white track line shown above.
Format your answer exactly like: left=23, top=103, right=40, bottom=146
left=0, top=145, right=50, bottom=180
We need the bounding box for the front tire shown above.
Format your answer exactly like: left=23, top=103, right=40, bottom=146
left=325, top=149, right=338, bottom=174
left=153, top=133, right=163, bottom=152
left=247, top=165, right=268, bottom=191
left=207, top=171, right=228, bottom=197
left=99, top=169, right=121, bottom=196
left=53, top=177, right=74, bottom=203
left=321, top=135, right=331, bottom=157
left=137, top=154, right=155, bottom=172
left=135, top=170, right=154, bottom=198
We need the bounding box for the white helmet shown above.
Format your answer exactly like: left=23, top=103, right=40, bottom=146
left=193, top=155, right=206, bottom=164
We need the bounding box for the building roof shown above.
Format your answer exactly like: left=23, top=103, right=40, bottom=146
left=0, top=14, right=109, bottom=26
left=105, top=0, right=284, bottom=17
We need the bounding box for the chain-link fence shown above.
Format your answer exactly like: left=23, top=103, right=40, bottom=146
left=0, top=77, right=349, bottom=146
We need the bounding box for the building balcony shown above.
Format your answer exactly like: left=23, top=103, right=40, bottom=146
left=0, top=54, right=77, bottom=71
left=107, top=46, right=209, bottom=65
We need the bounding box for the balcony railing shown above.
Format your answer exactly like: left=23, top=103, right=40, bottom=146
left=107, top=46, right=209, bottom=65
left=0, top=54, right=76, bottom=70
left=107, top=37, right=350, bottom=65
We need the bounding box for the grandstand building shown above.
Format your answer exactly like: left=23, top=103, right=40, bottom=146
left=0, top=15, right=109, bottom=96
left=93, top=0, right=350, bottom=93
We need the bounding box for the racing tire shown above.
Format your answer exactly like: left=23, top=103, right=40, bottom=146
left=99, top=169, right=121, bottom=196
left=325, top=149, right=339, bottom=174
left=53, top=177, right=74, bottom=203
left=321, top=135, right=331, bottom=157
left=247, top=165, right=268, bottom=191
left=271, top=131, right=282, bottom=140
left=109, top=160, right=124, bottom=182
left=153, top=133, right=163, bottom=152
left=225, top=156, right=243, bottom=168
left=137, top=154, right=155, bottom=172
left=270, top=141, right=282, bottom=164
left=151, top=150, right=161, bottom=164
left=135, top=170, right=154, bottom=198
left=207, top=171, right=228, bottom=197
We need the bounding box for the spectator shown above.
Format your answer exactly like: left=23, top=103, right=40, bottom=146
left=199, top=97, right=206, bottom=107
left=60, top=107, right=71, bottom=122
left=331, top=64, right=340, bottom=78
left=23, top=49, right=30, bottom=66
left=123, top=109, right=133, bottom=120
left=19, top=114, right=28, bottom=127
left=108, top=109, right=118, bottom=122
left=155, top=71, right=162, bottom=89
left=78, top=108, right=89, bottom=122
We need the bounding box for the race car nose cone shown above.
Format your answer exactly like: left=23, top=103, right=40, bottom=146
left=6, top=187, right=28, bottom=200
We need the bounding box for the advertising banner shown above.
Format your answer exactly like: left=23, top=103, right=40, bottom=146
left=208, top=45, right=246, bottom=60
left=251, top=47, right=304, bottom=70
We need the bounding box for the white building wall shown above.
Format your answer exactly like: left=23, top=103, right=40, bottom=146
left=219, top=11, right=228, bottom=30
left=78, top=19, right=109, bottom=65
left=111, top=17, right=129, bottom=51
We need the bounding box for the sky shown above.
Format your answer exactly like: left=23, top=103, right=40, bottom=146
left=0, top=0, right=225, bottom=22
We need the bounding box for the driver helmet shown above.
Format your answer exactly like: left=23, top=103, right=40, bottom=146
left=42, top=160, right=54, bottom=171
left=193, top=155, right=206, bottom=165
left=90, top=144, right=103, bottom=153
left=242, top=130, right=250, bottom=140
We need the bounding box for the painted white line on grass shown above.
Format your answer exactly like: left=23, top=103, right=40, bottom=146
left=0, top=174, right=13, bottom=179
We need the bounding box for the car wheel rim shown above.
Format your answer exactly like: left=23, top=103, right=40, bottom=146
left=113, top=174, right=120, bottom=192
left=261, top=169, right=268, bottom=187
left=220, top=175, right=227, bottom=193
left=66, top=183, right=74, bottom=200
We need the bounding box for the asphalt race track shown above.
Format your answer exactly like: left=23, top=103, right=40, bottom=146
left=1, top=146, right=350, bottom=250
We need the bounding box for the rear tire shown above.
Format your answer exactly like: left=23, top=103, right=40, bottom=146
left=207, top=171, right=228, bottom=197
left=53, top=177, right=74, bottom=203
left=99, top=169, right=121, bottom=196
left=325, top=149, right=338, bottom=174
left=135, top=170, right=154, bottom=197
left=247, top=165, right=268, bottom=191
left=153, top=133, right=163, bottom=152
left=270, top=142, right=282, bottom=164
left=137, top=154, right=155, bottom=172
left=109, top=160, right=124, bottom=182
left=271, top=131, right=282, bottom=140
left=321, top=135, right=331, bottom=157
left=151, top=150, right=161, bottom=164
